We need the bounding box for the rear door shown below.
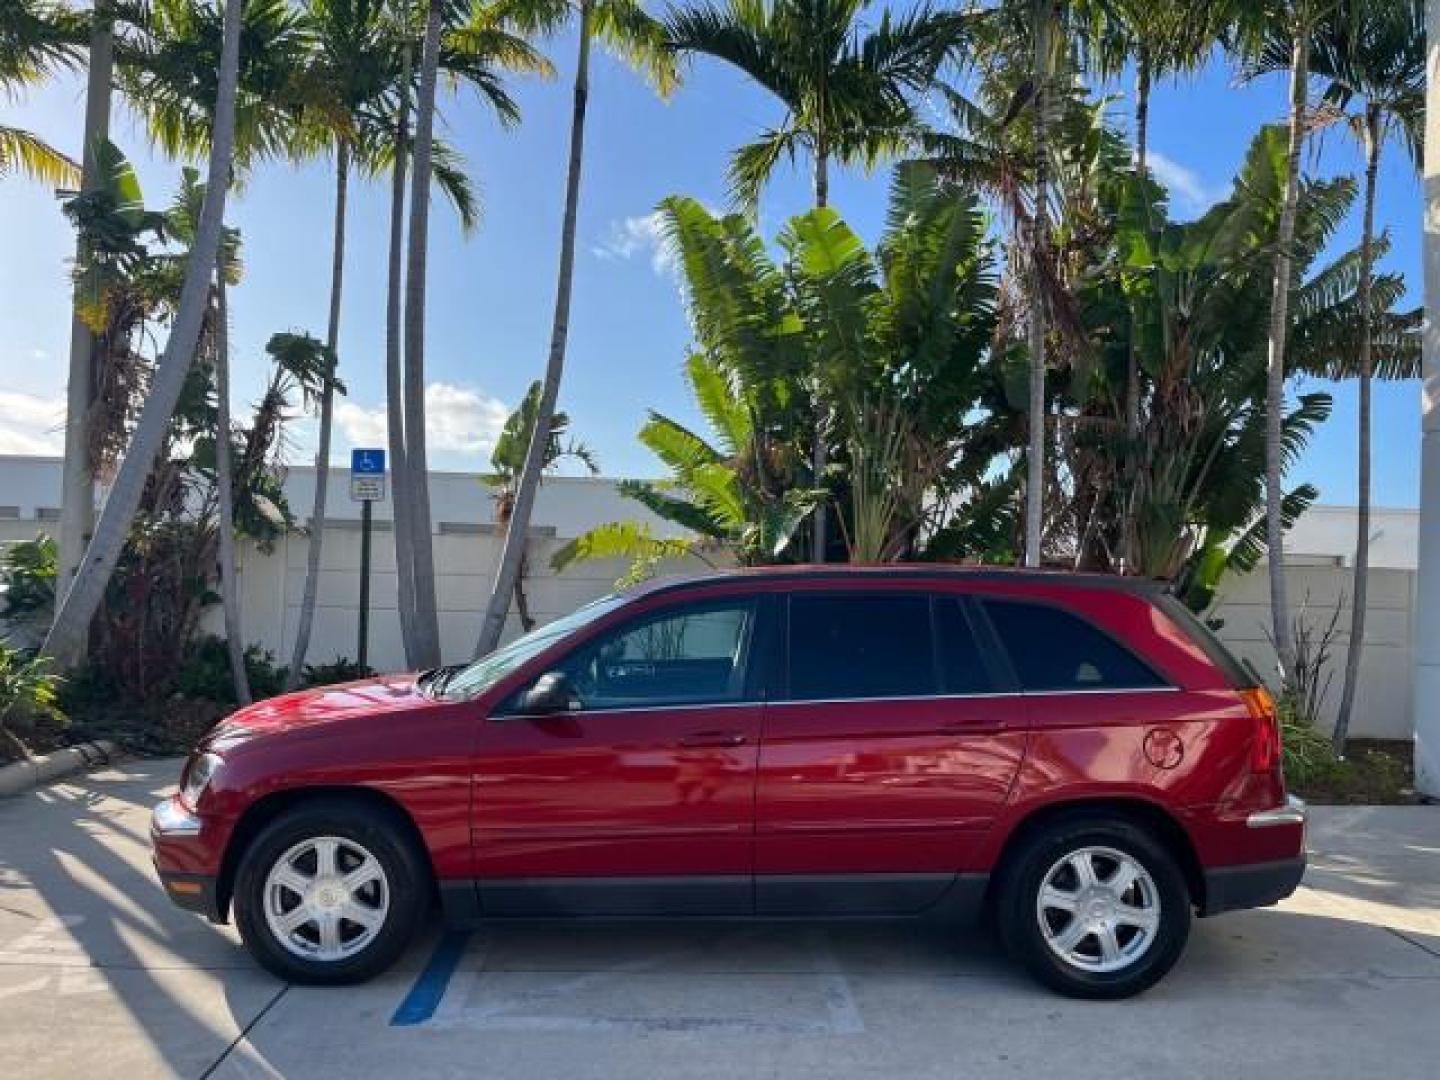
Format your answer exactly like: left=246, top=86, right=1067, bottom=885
left=473, top=594, right=767, bottom=916
left=754, top=589, right=1027, bottom=915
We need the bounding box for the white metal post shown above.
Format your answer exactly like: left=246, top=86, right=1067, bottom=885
left=1415, top=0, right=1440, bottom=797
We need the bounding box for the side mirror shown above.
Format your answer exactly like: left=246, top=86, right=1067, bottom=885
left=515, top=671, right=579, bottom=716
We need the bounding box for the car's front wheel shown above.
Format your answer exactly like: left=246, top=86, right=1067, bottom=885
left=996, top=815, right=1191, bottom=999
left=233, top=798, right=429, bottom=984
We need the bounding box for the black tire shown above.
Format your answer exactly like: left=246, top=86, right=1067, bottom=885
left=233, top=797, right=430, bottom=985
left=995, top=814, right=1191, bottom=999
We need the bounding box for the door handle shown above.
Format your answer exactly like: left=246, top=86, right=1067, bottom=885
left=679, top=730, right=748, bottom=748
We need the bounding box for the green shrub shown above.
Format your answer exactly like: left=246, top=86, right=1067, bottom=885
left=0, top=642, right=65, bottom=759
left=1278, top=695, right=1338, bottom=786
left=0, top=535, right=57, bottom=620
left=301, top=656, right=374, bottom=688
left=175, top=636, right=288, bottom=704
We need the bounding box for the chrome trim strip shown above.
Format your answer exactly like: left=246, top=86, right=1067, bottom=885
left=1246, top=794, right=1308, bottom=829
left=1019, top=686, right=1182, bottom=698
left=151, top=797, right=202, bottom=836
left=499, top=684, right=1185, bottom=720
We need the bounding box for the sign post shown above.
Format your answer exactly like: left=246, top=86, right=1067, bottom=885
left=350, top=448, right=386, bottom=670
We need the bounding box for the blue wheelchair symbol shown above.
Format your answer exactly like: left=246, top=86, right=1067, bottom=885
left=351, top=448, right=386, bottom=475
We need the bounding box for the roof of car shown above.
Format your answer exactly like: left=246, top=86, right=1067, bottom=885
left=625, top=564, right=1167, bottom=600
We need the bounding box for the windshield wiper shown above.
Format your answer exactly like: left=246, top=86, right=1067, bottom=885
left=415, top=666, right=443, bottom=698
left=418, top=663, right=464, bottom=700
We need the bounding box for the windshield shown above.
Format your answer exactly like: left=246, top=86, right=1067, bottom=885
left=431, top=594, right=629, bottom=701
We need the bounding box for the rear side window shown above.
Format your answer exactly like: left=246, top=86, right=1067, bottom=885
left=934, top=599, right=992, bottom=694
left=787, top=594, right=935, bottom=700
left=982, top=599, right=1165, bottom=692
left=1153, top=593, right=1256, bottom=688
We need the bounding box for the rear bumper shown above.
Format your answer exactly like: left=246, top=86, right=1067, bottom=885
left=1201, top=855, right=1307, bottom=915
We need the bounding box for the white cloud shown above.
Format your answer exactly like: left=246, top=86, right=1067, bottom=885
left=0, top=391, right=65, bottom=455
left=1146, top=151, right=1231, bottom=214
left=593, top=211, right=679, bottom=278
left=335, top=381, right=510, bottom=461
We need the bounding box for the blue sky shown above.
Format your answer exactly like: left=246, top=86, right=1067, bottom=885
left=0, top=24, right=1425, bottom=508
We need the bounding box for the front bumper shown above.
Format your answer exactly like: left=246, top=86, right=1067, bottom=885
left=156, top=871, right=223, bottom=919
left=151, top=796, right=226, bottom=922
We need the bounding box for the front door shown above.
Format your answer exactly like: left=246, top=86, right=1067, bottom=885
left=755, top=591, right=1027, bottom=915
left=474, top=595, right=764, bottom=916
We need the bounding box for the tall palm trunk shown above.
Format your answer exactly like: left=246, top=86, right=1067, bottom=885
left=43, top=0, right=245, bottom=665
left=811, top=136, right=829, bottom=562
left=1126, top=47, right=1151, bottom=440
left=55, top=1, right=114, bottom=659
left=1263, top=23, right=1310, bottom=688
left=475, top=0, right=594, bottom=658
left=1334, top=105, right=1382, bottom=754
left=403, top=1, right=444, bottom=667
left=386, top=47, right=419, bottom=667
left=286, top=139, right=349, bottom=687
left=214, top=257, right=250, bottom=704
left=1024, top=0, right=1053, bottom=568
left=1121, top=48, right=1152, bottom=570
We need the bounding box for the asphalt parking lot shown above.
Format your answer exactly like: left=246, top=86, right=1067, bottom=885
left=2, top=759, right=1438, bottom=1080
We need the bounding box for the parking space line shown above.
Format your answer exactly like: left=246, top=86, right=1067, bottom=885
left=390, top=932, right=472, bottom=1027
left=197, top=984, right=288, bottom=1080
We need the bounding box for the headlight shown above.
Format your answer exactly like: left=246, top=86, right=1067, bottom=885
left=181, top=752, right=223, bottom=809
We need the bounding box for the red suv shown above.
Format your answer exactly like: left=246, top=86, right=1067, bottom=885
left=152, top=568, right=1305, bottom=998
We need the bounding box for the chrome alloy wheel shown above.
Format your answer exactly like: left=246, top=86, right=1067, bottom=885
left=1036, top=845, right=1161, bottom=974
left=262, top=836, right=389, bottom=962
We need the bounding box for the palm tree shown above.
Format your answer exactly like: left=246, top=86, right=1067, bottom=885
left=7, top=0, right=94, bottom=637
left=1235, top=0, right=1324, bottom=688
left=42, top=0, right=245, bottom=666
left=1306, top=0, right=1424, bottom=752
left=391, top=0, right=552, bottom=667
left=474, top=0, right=676, bottom=658
left=120, top=0, right=314, bottom=698
left=1023, top=0, right=1062, bottom=568
left=0, top=0, right=84, bottom=187
left=1077, top=0, right=1238, bottom=469
left=485, top=381, right=597, bottom=630
left=403, top=0, right=447, bottom=667
left=664, top=0, right=965, bottom=561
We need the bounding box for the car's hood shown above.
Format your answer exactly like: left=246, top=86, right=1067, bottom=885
left=213, top=673, right=444, bottom=740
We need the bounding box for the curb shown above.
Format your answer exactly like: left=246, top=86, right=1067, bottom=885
left=0, top=740, right=121, bottom=798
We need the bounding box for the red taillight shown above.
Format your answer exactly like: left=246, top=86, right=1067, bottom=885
left=1239, top=687, right=1280, bottom=774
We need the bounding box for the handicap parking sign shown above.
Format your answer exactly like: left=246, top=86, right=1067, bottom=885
left=350, top=448, right=386, bottom=501
left=352, top=448, right=386, bottom=475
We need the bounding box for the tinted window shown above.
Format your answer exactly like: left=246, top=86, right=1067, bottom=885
left=983, top=599, right=1164, bottom=691
left=934, top=599, right=992, bottom=694
left=787, top=594, right=935, bottom=700
left=555, top=599, right=756, bottom=709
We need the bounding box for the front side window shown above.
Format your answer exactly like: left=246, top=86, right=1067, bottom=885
left=437, top=594, right=629, bottom=700
left=982, top=599, right=1165, bottom=691
left=553, top=599, right=758, bottom=710
left=787, top=593, right=936, bottom=701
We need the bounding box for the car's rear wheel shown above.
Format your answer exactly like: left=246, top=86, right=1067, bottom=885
left=996, top=815, right=1191, bottom=999
left=233, top=798, right=429, bottom=984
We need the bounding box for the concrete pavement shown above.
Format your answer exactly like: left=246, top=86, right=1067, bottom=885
left=1, top=759, right=1437, bottom=1079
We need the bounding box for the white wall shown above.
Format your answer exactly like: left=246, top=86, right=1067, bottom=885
left=0, top=455, right=1422, bottom=738
left=1208, top=565, right=1416, bottom=740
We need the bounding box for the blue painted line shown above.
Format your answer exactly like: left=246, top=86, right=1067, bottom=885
left=390, top=930, right=470, bottom=1027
